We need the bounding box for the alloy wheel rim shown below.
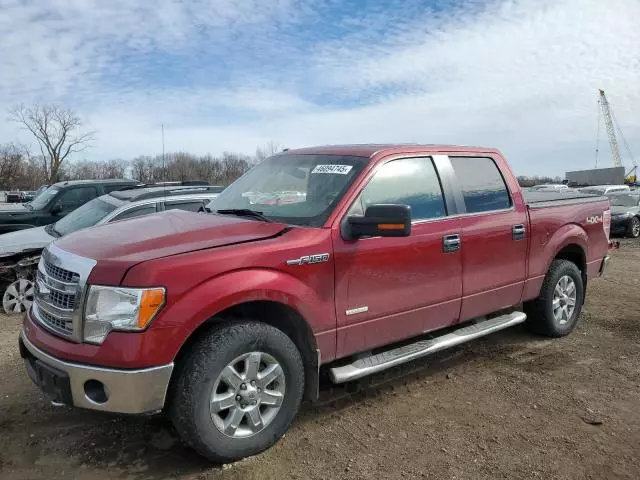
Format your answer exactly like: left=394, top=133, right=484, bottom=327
left=210, top=351, right=286, bottom=438
left=2, top=279, right=34, bottom=314
left=552, top=275, right=577, bottom=325
left=632, top=219, right=640, bottom=237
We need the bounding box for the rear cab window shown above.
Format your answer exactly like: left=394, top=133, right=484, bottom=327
left=449, top=157, right=512, bottom=213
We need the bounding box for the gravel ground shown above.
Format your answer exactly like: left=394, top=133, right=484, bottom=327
left=1, top=239, right=639, bottom=480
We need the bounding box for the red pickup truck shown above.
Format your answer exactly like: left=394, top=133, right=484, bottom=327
left=20, top=144, right=612, bottom=462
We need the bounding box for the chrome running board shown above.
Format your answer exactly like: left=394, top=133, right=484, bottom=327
left=329, top=311, right=527, bottom=383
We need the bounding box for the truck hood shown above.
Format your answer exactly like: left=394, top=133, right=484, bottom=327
left=0, top=226, right=54, bottom=256
left=56, top=210, right=289, bottom=266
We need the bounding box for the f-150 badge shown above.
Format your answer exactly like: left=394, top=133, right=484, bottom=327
left=286, top=253, right=330, bottom=266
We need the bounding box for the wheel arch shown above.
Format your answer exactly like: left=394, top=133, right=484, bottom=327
left=171, top=300, right=320, bottom=403
left=553, top=242, right=587, bottom=288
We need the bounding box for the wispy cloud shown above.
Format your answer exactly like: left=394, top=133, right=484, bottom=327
left=1, top=0, right=639, bottom=175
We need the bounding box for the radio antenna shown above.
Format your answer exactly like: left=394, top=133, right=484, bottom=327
left=162, top=123, right=167, bottom=201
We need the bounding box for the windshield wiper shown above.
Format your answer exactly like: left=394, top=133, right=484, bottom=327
left=215, top=209, right=272, bottom=223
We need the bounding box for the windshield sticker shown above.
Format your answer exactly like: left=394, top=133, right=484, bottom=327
left=311, top=164, right=353, bottom=175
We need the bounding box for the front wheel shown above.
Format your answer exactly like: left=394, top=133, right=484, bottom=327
left=627, top=216, right=640, bottom=238
left=170, top=321, right=304, bottom=463
left=524, top=259, right=585, bottom=337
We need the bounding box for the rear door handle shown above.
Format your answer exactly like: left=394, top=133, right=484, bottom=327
left=443, top=234, right=461, bottom=253
left=512, top=224, right=526, bottom=241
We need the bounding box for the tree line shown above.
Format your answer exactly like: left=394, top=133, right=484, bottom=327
left=1, top=103, right=283, bottom=190
left=0, top=143, right=282, bottom=190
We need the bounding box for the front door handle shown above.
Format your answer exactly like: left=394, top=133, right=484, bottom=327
left=443, top=234, right=461, bottom=253
left=512, top=224, right=526, bottom=241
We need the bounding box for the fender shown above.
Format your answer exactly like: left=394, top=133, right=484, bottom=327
left=523, top=223, right=587, bottom=302
left=155, top=268, right=335, bottom=363
left=546, top=223, right=588, bottom=270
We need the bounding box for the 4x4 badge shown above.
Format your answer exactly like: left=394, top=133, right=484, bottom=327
left=286, top=253, right=330, bottom=266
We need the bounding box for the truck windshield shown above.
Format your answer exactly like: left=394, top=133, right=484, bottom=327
left=209, top=154, right=368, bottom=227
left=53, top=197, right=119, bottom=236
left=609, top=194, right=640, bottom=207
left=29, top=186, right=59, bottom=209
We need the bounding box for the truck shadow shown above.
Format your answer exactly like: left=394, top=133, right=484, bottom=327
left=52, top=325, right=547, bottom=478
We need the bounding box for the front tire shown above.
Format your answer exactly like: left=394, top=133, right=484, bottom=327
left=169, top=321, right=304, bottom=463
left=524, top=259, right=584, bottom=337
left=627, top=216, right=640, bottom=238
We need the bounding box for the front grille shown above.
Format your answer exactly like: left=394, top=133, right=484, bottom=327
left=49, top=289, right=76, bottom=310
left=44, top=261, right=78, bottom=284
left=34, top=253, right=81, bottom=339
left=37, top=306, right=73, bottom=335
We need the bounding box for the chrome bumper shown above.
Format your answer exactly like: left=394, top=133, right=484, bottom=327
left=20, top=331, right=173, bottom=414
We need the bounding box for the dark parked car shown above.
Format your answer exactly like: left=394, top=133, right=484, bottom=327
left=5, top=191, right=22, bottom=203
left=0, top=179, right=138, bottom=234
left=609, top=192, right=640, bottom=238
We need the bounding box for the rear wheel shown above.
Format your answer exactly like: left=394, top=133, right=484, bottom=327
left=627, top=216, right=640, bottom=238
left=170, top=321, right=304, bottom=463
left=524, top=259, right=584, bottom=337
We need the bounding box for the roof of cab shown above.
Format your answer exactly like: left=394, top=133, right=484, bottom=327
left=281, top=144, right=501, bottom=158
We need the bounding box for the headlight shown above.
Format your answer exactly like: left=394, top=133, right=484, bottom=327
left=612, top=212, right=632, bottom=219
left=83, top=286, right=165, bottom=344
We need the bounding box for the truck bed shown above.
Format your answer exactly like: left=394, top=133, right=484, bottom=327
left=523, top=190, right=607, bottom=209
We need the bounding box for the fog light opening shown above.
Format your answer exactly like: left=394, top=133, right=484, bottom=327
left=84, top=379, right=109, bottom=404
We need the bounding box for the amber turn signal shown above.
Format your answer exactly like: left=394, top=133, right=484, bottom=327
left=138, top=288, right=166, bottom=329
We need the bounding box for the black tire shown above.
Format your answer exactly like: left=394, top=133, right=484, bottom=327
left=169, top=321, right=304, bottom=463
left=523, top=259, right=584, bottom=337
left=627, top=216, right=640, bottom=238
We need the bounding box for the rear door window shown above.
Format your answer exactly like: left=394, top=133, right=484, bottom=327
left=450, top=157, right=512, bottom=213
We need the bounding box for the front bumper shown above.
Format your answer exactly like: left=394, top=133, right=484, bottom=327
left=19, top=330, right=173, bottom=414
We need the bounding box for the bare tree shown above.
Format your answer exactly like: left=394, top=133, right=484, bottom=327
left=255, top=141, right=283, bottom=163
left=0, top=144, right=24, bottom=189
left=9, top=104, right=95, bottom=183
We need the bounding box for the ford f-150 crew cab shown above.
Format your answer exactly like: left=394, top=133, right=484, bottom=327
left=19, top=144, right=612, bottom=462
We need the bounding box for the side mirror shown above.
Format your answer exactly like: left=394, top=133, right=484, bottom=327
left=51, top=204, right=63, bottom=215
left=346, top=204, right=411, bottom=239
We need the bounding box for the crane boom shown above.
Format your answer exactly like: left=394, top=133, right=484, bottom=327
left=598, top=89, right=623, bottom=168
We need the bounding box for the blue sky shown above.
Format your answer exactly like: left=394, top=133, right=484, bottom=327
left=1, top=0, right=639, bottom=176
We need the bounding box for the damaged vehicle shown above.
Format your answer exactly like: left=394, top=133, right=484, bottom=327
left=0, top=185, right=224, bottom=314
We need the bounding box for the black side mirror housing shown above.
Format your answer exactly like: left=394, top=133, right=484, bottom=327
left=50, top=204, right=63, bottom=215
left=345, top=204, right=411, bottom=239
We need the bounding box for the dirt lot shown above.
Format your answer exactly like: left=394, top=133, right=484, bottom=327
left=1, top=240, right=639, bottom=480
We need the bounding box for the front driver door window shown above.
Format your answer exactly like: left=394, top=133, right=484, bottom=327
left=111, top=204, right=158, bottom=222
left=333, top=156, right=463, bottom=356
left=52, top=187, right=97, bottom=216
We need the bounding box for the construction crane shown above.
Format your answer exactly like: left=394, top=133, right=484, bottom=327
left=596, top=89, right=637, bottom=184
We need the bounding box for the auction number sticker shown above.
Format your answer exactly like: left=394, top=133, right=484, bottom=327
left=311, top=164, right=353, bottom=174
